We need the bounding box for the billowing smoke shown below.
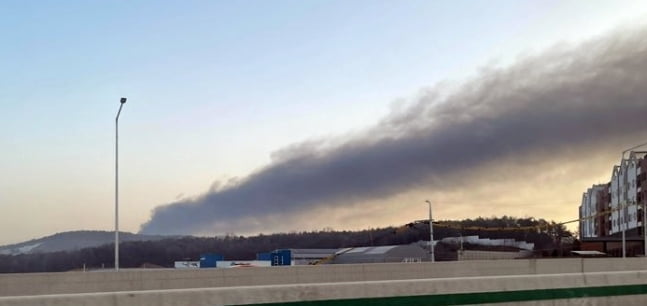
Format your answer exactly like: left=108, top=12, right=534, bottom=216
left=140, top=25, right=647, bottom=235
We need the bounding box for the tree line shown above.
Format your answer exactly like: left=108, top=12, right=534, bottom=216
left=0, top=216, right=573, bottom=273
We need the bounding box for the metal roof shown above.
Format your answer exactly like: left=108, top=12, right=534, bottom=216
left=287, top=249, right=340, bottom=258
left=331, top=244, right=427, bottom=264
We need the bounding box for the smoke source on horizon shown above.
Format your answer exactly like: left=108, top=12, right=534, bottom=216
left=140, top=25, right=647, bottom=235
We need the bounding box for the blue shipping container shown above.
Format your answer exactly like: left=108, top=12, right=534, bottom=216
left=270, top=249, right=291, bottom=266
left=200, top=253, right=224, bottom=268
left=256, top=252, right=272, bottom=261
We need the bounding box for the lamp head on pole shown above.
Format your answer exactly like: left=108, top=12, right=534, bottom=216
left=120, top=97, right=127, bottom=104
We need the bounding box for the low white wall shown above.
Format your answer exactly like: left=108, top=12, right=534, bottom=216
left=457, top=250, right=521, bottom=260
left=0, top=270, right=645, bottom=306
left=1, top=258, right=646, bottom=297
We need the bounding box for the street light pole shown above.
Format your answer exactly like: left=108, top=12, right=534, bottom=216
left=616, top=167, right=626, bottom=258
left=115, top=97, right=127, bottom=270
left=425, top=200, right=435, bottom=263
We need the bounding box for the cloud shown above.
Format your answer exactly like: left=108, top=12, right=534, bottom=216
left=140, top=25, right=647, bottom=235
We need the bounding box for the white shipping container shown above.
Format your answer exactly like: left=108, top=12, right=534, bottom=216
left=174, top=261, right=200, bottom=269
left=216, top=260, right=271, bottom=268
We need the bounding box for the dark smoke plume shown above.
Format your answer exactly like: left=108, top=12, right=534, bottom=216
left=140, top=26, right=647, bottom=235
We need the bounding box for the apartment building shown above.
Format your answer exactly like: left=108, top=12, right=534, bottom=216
left=579, top=185, right=607, bottom=238
left=594, top=183, right=611, bottom=237
left=579, top=151, right=647, bottom=240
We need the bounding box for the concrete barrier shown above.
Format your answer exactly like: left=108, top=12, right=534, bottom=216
left=0, top=270, right=646, bottom=305
left=1, top=258, right=646, bottom=297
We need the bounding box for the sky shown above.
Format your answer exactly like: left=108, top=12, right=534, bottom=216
left=2, top=1, right=647, bottom=245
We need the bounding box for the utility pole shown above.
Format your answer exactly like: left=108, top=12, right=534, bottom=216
left=618, top=167, right=626, bottom=259
left=425, top=200, right=435, bottom=263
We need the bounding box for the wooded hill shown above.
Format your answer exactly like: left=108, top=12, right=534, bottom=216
left=0, top=216, right=573, bottom=273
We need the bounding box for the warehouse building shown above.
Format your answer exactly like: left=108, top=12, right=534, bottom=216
left=330, top=245, right=427, bottom=264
